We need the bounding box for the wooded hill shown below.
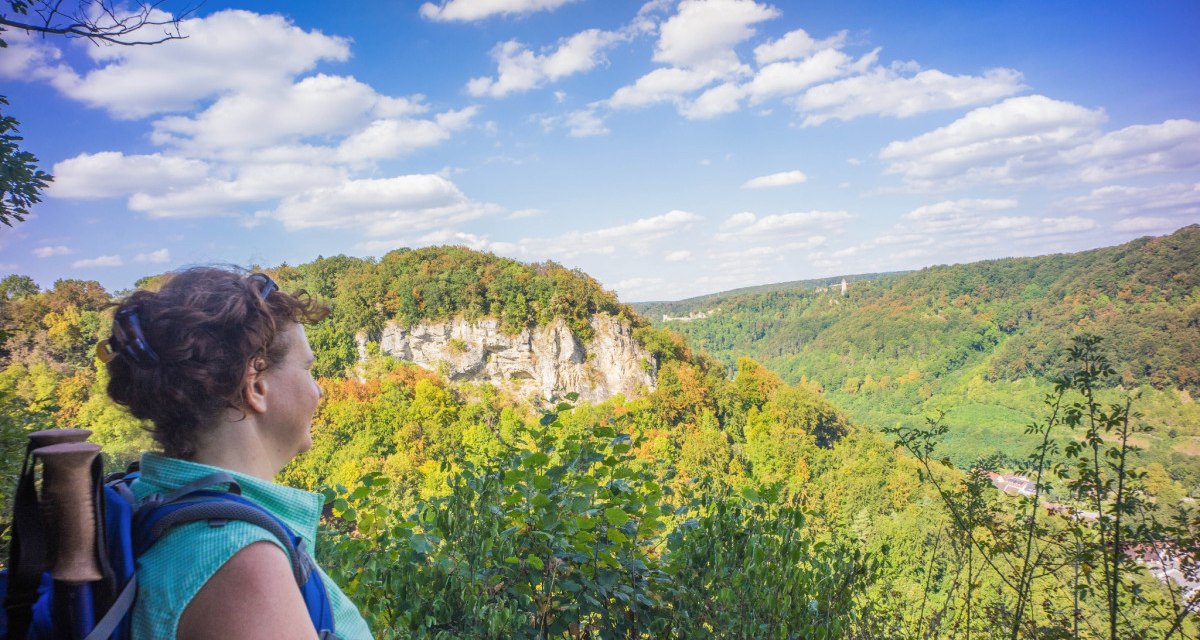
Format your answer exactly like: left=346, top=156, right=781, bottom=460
left=2, top=234, right=1198, bottom=638
left=641, top=225, right=1200, bottom=481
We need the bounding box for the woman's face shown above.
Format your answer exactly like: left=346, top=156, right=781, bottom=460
left=262, top=323, right=321, bottom=459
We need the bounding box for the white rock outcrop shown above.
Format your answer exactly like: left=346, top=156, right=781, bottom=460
left=356, top=314, right=657, bottom=403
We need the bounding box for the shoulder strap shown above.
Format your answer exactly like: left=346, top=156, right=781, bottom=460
left=130, top=480, right=336, bottom=636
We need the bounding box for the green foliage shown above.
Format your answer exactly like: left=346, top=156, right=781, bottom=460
left=885, top=335, right=1200, bottom=639
left=662, top=487, right=879, bottom=639
left=645, top=226, right=1200, bottom=493
left=0, top=96, right=52, bottom=226
left=320, top=410, right=677, bottom=638
left=320, top=407, right=879, bottom=639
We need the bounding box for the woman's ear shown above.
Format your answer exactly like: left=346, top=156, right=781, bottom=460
left=242, top=358, right=269, bottom=414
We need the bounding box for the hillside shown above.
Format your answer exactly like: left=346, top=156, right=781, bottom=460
left=2, top=240, right=1198, bottom=637
left=647, top=225, right=1200, bottom=479
left=271, top=246, right=649, bottom=380
left=632, top=270, right=899, bottom=318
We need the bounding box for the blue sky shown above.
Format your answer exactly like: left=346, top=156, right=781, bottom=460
left=2, top=0, right=1198, bottom=301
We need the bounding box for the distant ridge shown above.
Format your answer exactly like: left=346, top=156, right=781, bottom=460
left=631, top=271, right=903, bottom=318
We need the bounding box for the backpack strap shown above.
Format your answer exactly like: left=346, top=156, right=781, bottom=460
left=130, top=481, right=338, bottom=637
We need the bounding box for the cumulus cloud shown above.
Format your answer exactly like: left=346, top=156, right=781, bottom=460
left=45, top=10, right=351, bottom=119
left=51, top=152, right=210, bottom=198
left=468, top=30, right=624, bottom=98
left=665, top=250, right=692, bottom=261
left=33, top=246, right=73, bottom=258
left=596, top=3, right=1021, bottom=128
left=127, top=163, right=346, bottom=218
left=266, top=174, right=500, bottom=236
left=754, top=28, right=848, bottom=64
left=901, top=198, right=1094, bottom=240
left=27, top=9, right=480, bottom=238
left=511, top=210, right=702, bottom=259
left=134, top=249, right=171, bottom=263
left=0, top=26, right=70, bottom=82
left=565, top=108, right=610, bottom=137
left=1112, top=217, right=1178, bottom=233
left=654, top=0, right=779, bottom=70
left=72, top=255, right=123, bottom=268
left=882, top=96, right=1200, bottom=190
left=608, top=67, right=727, bottom=109
left=336, top=107, right=479, bottom=163
left=795, top=66, right=1024, bottom=126
left=745, top=48, right=854, bottom=105
left=742, top=170, right=808, bottom=189
left=1057, top=182, right=1200, bottom=216
left=420, top=0, right=579, bottom=22
left=717, top=210, right=853, bottom=241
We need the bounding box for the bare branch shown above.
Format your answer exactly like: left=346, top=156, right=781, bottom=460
left=0, top=0, right=199, bottom=46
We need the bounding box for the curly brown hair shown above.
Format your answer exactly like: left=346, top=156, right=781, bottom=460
left=104, top=267, right=329, bottom=459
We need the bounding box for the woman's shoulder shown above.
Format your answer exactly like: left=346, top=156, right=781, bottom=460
left=132, top=520, right=284, bottom=638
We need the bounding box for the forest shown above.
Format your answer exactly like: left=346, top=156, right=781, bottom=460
left=1, top=228, right=1198, bottom=638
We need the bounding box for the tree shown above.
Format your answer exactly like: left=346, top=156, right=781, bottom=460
left=0, top=96, right=51, bottom=226
left=0, top=1, right=195, bottom=225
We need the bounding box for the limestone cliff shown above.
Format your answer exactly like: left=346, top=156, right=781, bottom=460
left=356, top=314, right=657, bottom=403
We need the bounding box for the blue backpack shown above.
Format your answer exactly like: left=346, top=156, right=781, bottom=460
left=1, top=436, right=340, bottom=640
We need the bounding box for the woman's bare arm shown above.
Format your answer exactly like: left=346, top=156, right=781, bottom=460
left=178, top=541, right=319, bottom=640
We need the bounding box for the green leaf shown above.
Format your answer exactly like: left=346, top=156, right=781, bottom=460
left=503, top=469, right=525, bottom=486
left=607, top=528, right=629, bottom=544
left=605, top=507, right=630, bottom=527
left=526, top=555, right=545, bottom=571
left=533, top=475, right=552, bottom=491
left=524, top=452, right=550, bottom=468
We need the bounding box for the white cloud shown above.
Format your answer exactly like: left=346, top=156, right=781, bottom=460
left=717, top=210, right=853, bottom=241
left=742, top=170, right=808, bottom=189
left=266, top=174, right=500, bottom=236
left=893, top=198, right=1097, bottom=245
left=608, top=67, right=726, bottom=109
left=1066, top=119, right=1200, bottom=183
left=882, top=96, right=1200, bottom=189
left=754, top=28, right=847, bottom=65
left=516, top=210, right=702, bottom=259
left=468, top=29, right=624, bottom=98
left=151, top=74, right=401, bottom=154
left=51, top=152, right=210, bottom=199
left=72, top=255, right=123, bottom=268
left=665, top=250, right=692, bottom=261
left=33, top=245, right=73, bottom=258
left=0, top=26, right=70, bottom=82
left=127, top=163, right=347, bottom=218
left=1112, top=217, right=1177, bottom=233
left=796, top=66, right=1024, bottom=126
left=508, top=208, right=543, bottom=219
left=47, top=10, right=351, bottom=119
left=134, top=249, right=171, bottom=263
left=680, top=82, right=746, bottom=119
left=745, top=48, right=853, bottom=104
left=420, top=0, right=579, bottom=22
left=1057, top=182, right=1200, bottom=216
left=336, top=107, right=478, bottom=162
left=611, top=276, right=666, bottom=298
left=565, top=108, right=609, bottom=137
left=654, top=0, right=779, bottom=70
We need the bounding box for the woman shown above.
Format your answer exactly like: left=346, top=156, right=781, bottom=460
left=100, top=267, right=372, bottom=639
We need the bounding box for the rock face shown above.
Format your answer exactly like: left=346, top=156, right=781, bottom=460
left=357, top=315, right=657, bottom=403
